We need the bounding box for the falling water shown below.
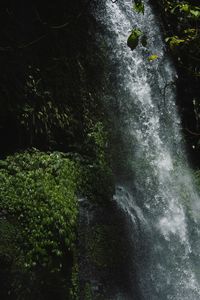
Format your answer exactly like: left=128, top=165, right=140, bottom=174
left=97, top=0, right=200, bottom=299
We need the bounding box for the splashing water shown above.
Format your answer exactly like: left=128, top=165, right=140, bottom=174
left=97, top=0, right=200, bottom=299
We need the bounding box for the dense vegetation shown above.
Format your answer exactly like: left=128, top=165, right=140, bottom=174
left=1, top=0, right=200, bottom=298
left=0, top=151, right=80, bottom=299
left=0, top=0, right=115, bottom=298
left=131, top=0, right=200, bottom=164
left=153, top=0, right=200, bottom=165
left=0, top=0, right=107, bottom=157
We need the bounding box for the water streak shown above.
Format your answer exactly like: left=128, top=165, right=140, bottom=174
left=98, top=0, right=200, bottom=298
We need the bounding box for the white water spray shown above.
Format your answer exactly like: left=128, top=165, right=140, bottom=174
left=98, top=0, right=200, bottom=299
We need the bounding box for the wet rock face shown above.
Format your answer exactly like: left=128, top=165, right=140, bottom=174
left=77, top=198, right=134, bottom=299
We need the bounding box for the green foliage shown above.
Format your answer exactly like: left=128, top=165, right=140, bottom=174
left=148, top=54, right=159, bottom=62
left=19, top=65, right=76, bottom=147
left=84, top=123, right=114, bottom=204
left=69, top=263, right=79, bottom=300
left=165, top=36, right=185, bottom=49
left=0, top=1, right=114, bottom=297
left=171, top=2, right=200, bottom=19
left=162, top=0, right=200, bottom=62
left=0, top=144, right=113, bottom=297
left=0, top=0, right=108, bottom=157
left=87, top=121, right=108, bottom=167
left=127, top=28, right=143, bottom=50
left=133, top=1, right=144, bottom=14
left=20, top=99, right=72, bottom=140
left=0, top=219, right=19, bottom=259
left=157, top=0, right=200, bottom=163
left=0, top=150, right=80, bottom=270
left=83, top=283, right=93, bottom=300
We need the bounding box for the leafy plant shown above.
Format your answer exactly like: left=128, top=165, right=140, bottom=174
left=171, top=2, right=200, bottom=19
left=69, top=263, right=79, bottom=300
left=165, top=36, right=185, bottom=49
left=127, top=28, right=143, bottom=50
left=0, top=150, right=81, bottom=270
left=133, top=0, right=144, bottom=14
left=87, top=121, right=108, bottom=167
left=148, top=54, right=159, bottom=62
left=84, top=283, right=93, bottom=300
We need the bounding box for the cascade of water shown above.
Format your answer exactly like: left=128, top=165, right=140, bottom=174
left=97, top=0, right=200, bottom=299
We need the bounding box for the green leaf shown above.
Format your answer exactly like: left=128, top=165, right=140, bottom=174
left=181, top=4, right=190, bottom=13
left=133, top=1, right=144, bottom=14
left=127, top=28, right=143, bottom=50
left=190, top=9, right=200, bottom=18
left=148, top=54, right=159, bottom=62
left=165, top=36, right=185, bottom=49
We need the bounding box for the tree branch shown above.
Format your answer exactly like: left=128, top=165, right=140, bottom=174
left=18, top=34, right=47, bottom=49
left=184, top=128, right=200, bottom=136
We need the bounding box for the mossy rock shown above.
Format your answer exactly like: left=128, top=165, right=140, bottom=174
left=127, top=29, right=142, bottom=50
left=0, top=150, right=82, bottom=299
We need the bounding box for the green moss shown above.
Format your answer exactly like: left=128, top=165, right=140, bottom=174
left=127, top=29, right=142, bottom=50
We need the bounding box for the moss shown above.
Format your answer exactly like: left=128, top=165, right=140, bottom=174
left=127, top=29, right=142, bottom=50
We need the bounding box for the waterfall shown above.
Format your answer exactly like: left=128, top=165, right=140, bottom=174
left=97, top=0, right=200, bottom=299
